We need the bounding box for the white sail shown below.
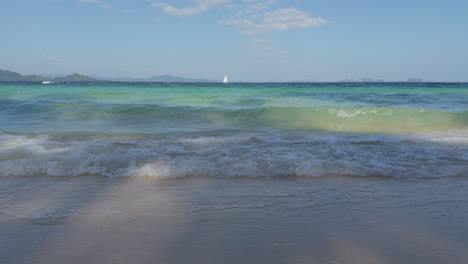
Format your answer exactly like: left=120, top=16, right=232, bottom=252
left=223, top=75, right=228, bottom=84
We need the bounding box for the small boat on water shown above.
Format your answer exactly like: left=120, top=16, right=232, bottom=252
left=223, top=75, right=228, bottom=84
left=42, top=81, right=53, bottom=84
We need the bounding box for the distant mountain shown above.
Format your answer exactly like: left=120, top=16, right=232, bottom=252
left=0, top=69, right=22, bottom=81
left=0, top=69, right=100, bottom=82
left=22, top=75, right=50, bottom=81
left=145, top=74, right=214, bottom=83
left=1, top=69, right=214, bottom=83
left=91, top=74, right=215, bottom=83
left=53, top=73, right=97, bottom=82
left=0, top=69, right=48, bottom=81
left=38, top=74, right=68, bottom=78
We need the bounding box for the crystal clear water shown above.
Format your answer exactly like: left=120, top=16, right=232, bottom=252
left=1, top=82, right=467, bottom=179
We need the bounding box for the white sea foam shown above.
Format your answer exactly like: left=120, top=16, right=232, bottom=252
left=1, top=131, right=467, bottom=179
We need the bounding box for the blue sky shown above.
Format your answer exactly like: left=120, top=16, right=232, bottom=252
left=1, top=0, right=467, bottom=81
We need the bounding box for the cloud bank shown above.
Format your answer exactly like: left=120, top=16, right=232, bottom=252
left=78, top=0, right=111, bottom=8
left=151, top=0, right=231, bottom=18
left=220, top=7, right=328, bottom=35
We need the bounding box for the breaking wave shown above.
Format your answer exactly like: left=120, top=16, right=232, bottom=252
left=2, top=98, right=468, bottom=133
left=1, top=132, right=467, bottom=179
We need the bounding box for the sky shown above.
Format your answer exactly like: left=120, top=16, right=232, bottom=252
left=0, top=0, right=467, bottom=82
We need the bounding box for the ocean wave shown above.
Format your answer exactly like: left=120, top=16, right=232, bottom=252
left=1, top=98, right=468, bottom=133
left=1, top=132, right=467, bottom=179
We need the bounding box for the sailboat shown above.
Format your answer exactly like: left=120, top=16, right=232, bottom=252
left=223, top=75, right=228, bottom=84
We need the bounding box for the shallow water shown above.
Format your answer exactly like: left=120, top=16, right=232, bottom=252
left=1, top=82, right=467, bottom=179
left=1, top=176, right=467, bottom=225
left=1, top=82, right=468, bottom=264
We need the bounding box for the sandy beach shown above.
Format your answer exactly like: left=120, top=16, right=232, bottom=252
left=1, top=83, right=467, bottom=263
left=1, top=177, right=467, bottom=264
left=2, top=0, right=468, bottom=262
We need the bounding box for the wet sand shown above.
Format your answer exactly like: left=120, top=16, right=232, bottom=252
left=1, top=177, right=468, bottom=264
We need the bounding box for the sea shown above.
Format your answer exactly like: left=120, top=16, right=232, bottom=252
left=0, top=82, right=467, bottom=224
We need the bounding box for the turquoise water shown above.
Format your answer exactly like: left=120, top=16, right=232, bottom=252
left=1, top=82, right=467, bottom=179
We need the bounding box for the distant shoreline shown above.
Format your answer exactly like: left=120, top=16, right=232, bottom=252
left=1, top=81, right=467, bottom=84
left=2, top=69, right=467, bottom=83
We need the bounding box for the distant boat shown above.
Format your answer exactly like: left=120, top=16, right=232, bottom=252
left=42, top=81, right=53, bottom=84
left=223, top=75, right=228, bottom=84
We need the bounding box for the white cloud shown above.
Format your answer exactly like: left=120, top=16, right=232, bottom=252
left=220, top=8, right=328, bottom=35
left=78, top=0, right=111, bottom=8
left=263, top=8, right=328, bottom=30
left=232, top=0, right=276, bottom=16
left=151, top=0, right=231, bottom=18
left=246, top=3, right=270, bottom=11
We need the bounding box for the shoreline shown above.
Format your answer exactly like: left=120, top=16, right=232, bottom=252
left=1, top=177, right=467, bottom=264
